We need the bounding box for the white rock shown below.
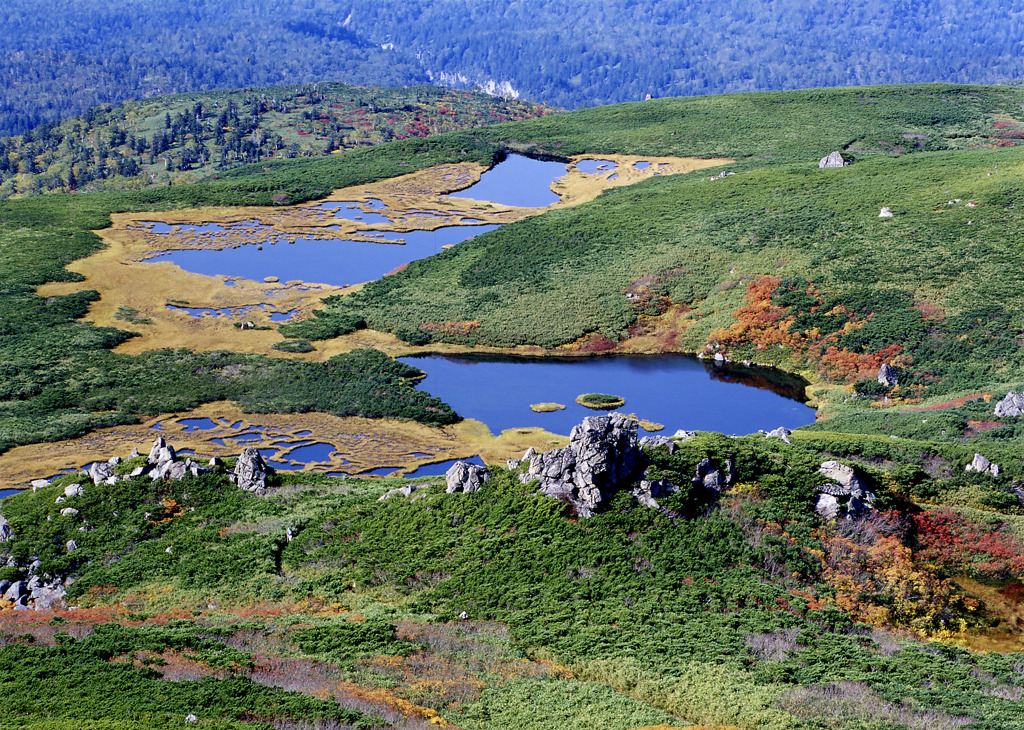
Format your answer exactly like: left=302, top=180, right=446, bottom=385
left=879, top=207, right=894, bottom=218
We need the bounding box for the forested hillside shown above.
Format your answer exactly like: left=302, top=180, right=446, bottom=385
left=0, top=82, right=550, bottom=196
left=4, top=0, right=1024, bottom=136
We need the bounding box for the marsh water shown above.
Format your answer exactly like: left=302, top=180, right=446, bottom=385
left=402, top=354, right=814, bottom=437
left=147, top=224, right=499, bottom=286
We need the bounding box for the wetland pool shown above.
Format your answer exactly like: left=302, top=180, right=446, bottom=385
left=146, top=225, right=498, bottom=286
left=403, top=354, right=815, bottom=437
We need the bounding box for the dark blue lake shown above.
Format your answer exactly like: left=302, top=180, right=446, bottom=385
left=0, top=488, right=22, bottom=500
left=146, top=225, right=497, bottom=286
left=450, top=154, right=567, bottom=208
left=402, top=354, right=814, bottom=437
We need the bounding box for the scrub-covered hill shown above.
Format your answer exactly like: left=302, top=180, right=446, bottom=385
left=2, top=83, right=1024, bottom=728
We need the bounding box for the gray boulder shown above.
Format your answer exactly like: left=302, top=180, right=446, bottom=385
left=819, top=151, right=852, bottom=168
left=88, top=462, right=114, bottom=486
left=878, top=363, right=898, bottom=388
left=995, top=390, right=1024, bottom=418
left=30, top=478, right=50, bottom=491
left=65, top=539, right=77, bottom=552
left=64, top=483, right=84, bottom=499
left=632, top=477, right=677, bottom=509
left=31, top=583, right=65, bottom=610
left=148, top=436, right=167, bottom=464
left=232, top=448, right=269, bottom=493
left=0, top=514, right=10, bottom=542
left=639, top=435, right=676, bottom=454
left=671, top=429, right=697, bottom=442
left=520, top=413, right=642, bottom=517
left=3, top=580, right=25, bottom=605
left=445, top=461, right=491, bottom=494
left=816, top=461, right=876, bottom=520
left=60, top=507, right=79, bottom=518
left=694, top=457, right=730, bottom=491
left=764, top=426, right=792, bottom=444
left=966, top=453, right=1000, bottom=477
left=380, top=483, right=428, bottom=501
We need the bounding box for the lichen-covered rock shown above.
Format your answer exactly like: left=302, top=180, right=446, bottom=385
left=995, top=390, right=1024, bottom=418
left=232, top=448, right=269, bottom=493
left=445, top=462, right=491, bottom=494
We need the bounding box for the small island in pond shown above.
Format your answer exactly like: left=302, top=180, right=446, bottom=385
left=530, top=402, right=566, bottom=412
left=575, top=393, right=626, bottom=410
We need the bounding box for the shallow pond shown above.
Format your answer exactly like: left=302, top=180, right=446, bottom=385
left=450, top=154, right=567, bottom=208
left=576, top=159, right=619, bottom=175
left=146, top=225, right=498, bottom=286
left=402, top=354, right=814, bottom=437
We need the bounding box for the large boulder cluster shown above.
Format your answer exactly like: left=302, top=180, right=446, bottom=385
left=995, top=390, right=1024, bottom=418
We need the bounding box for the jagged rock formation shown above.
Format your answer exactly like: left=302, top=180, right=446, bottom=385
left=819, top=151, right=852, bottom=168
left=508, top=413, right=643, bottom=517
left=995, top=391, right=1024, bottom=418
left=815, top=460, right=876, bottom=521
left=878, top=363, right=898, bottom=388
left=230, top=448, right=269, bottom=493
left=445, top=462, right=491, bottom=494
left=966, top=453, right=1000, bottom=477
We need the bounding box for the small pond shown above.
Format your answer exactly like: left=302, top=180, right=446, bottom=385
left=450, top=154, right=567, bottom=208
left=402, top=354, right=814, bottom=437
left=146, top=225, right=498, bottom=286
left=576, top=159, right=618, bottom=175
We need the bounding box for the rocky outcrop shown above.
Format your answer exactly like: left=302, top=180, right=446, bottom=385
left=966, top=453, right=1000, bottom=477
left=762, top=426, right=792, bottom=444
left=230, top=448, right=269, bottom=493
left=819, top=151, right=852, bottom=168
left=0, top=556, right=69, bottom=611
left=513, top=413, right=643, bottom=518
left=816, top=461, right=876, bottom=521
left=445, top=462, right=491, bottom=494
left=878, top=363, right=898, bottom=388
left=639, top=435, right=676, bottom=454
left=694, top=457, right=731, bottom=492
left=995, top=391, right=1024, bottom=418
left=0, top=514, right=11, bottom=543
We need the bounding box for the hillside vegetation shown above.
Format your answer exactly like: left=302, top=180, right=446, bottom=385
left=0, top=82, right=549, bottom=197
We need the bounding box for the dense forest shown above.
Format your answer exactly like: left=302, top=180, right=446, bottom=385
left=4, top=0, right=1024, bottom=136
left=0, top=83, right=549, bottom=196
